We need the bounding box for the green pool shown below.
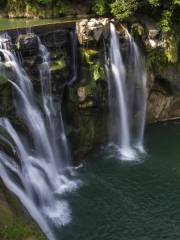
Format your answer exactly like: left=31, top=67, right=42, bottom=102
left=57, top=121, right=180, bottom=240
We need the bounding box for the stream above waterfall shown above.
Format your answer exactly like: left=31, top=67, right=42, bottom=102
left=0, top=18, right=76, bottom=31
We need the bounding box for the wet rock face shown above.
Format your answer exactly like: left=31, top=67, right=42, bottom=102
left=155, top=65, right=180, bottom=95
left=75, top=18, right=180, bottom=123
left=63, top=105, right=108, bottom=163
left=0, top=25, right=76, bottom=127
left=16, top=33, right=39, bottom=56
left=0, top=19, right=180, bottom=131
left=146, top=71, right=180, bottom=123
left=15, top=30, right=73, bottom=94
left=67, top=46, right=108, bottom=110
left=0, top=37, right=13, bottom=51
left=128, top=20, right=180, bottom=123
left=147, top=90, right=180, bottom=123
left=130, top=22, right=167, bottom=49
left=145, top=25, right=166, bottom=49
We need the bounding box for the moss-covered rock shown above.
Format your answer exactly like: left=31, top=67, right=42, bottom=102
left=71, top=47, right=107, bottom=109
left=50, top=59, right=66, bottom=71
left=0, top=183, right=45, bottom=240
left=0, top=75, right=7, bottom=85
left=76, top=18, right=109, bottom=44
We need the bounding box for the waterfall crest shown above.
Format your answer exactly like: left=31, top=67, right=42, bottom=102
left=106, top=23, right=147, bottom=160
left=0, top=34, right=80, bottom=240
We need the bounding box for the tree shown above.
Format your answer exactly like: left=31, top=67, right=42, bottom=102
left=110, top=0, right=138, bottom=20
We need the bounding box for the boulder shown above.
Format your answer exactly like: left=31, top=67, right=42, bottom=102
left=76, top=18, right=110, bottom=44
left=144, top=24, right=166, bottom=49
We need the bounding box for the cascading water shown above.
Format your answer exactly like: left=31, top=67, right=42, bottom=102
left=125, top=32, right=147, bottom=152
left=107, top=23, right=136, bottom=160
left=106, top=23, right=147, bottom=160
left=0, top=34, right=80, bottom=240
left=38, top=37, right=71, bottom=167
left=69, top=31, right=77, bottom=85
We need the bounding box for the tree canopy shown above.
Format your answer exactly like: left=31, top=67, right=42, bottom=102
left=2, top=0, right=180, bottom=32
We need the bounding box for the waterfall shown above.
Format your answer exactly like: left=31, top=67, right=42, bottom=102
left=69, top=31, right=77, bottom=85
left=126, top=32, right=147, bottom=153
left=38, top=37, right=71, bottom=168
left=108, top=23, right=136, bottom=160
left=107, top=23, right=147, bottom=160
left=0, top=34, right=79, bottom=240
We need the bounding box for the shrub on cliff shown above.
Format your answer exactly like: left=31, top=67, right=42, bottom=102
left=92, top=0, right=108, bottom=16
left=110, top=0, right=138, bottom=20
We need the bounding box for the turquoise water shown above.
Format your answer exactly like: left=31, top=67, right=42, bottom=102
left=57, top=121, right=180, bottom=240
left=0, top=18, right=75, bottom=31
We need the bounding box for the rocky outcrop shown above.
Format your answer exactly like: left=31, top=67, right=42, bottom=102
left=0, top=19, right=180, bottom=159
left=147, top=91, right=180, bottom=122
left=14, top=30, right=74, bottom=95
left=76, top=18, right=110, bottom=44
left=131, top=21, right=180, bottom=122
left=75, top=18, right=180, bottom=124
left=0, top=24, right=77, bottom=126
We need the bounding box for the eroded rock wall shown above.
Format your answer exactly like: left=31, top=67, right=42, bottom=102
left=0, top=19, right=180, bottom=160
left=74, top=18, right=180, bottom=124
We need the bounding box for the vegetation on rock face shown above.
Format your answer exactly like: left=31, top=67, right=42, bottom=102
left=110, top=0, right=138, bottom=20
left=92, top=0, right=108, bottom=16
left=81, top=49, right=105, bottom=84
left=1, top=1, right=180, bottom=36
left=1, top=0, right=180, bottom=32
left=0, top=186, right=45, bottom=240
left=0, top=217, right=45, bottom=240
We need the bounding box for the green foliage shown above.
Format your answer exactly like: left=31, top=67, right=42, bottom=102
left=81, top=49, right=98, bottom=65
left=146, top=47, right=167, bottom=71
left=80, top=48, right=104, bottom=81
left=164, top=34, right=179, bottom=63
left=50, top=59, right=66, bottom=71
left=37, top=0, right=52, bottom=4
left=110, top=0, right=138, bottom=20
left=56, top=0, right=71, bottom=16
left=0, top=217, right=45, bottom=240
left=78, top=48, right=105, bottom=100
left=148, top=0, right=160, bottom=7
left=173, top=0, right=180, bottom=5
left=0, top=75, right=7, bottom=85
left=92, top=61, right=104, bottom=81
left=146, top=33, right=179, bottom=70
left=160, top=10, right=172, bottom=32
left=92, top=0, right=107, bottom=16
left=3, top=0, right=180, bottom=32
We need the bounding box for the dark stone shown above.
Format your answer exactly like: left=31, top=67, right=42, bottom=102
left=16, top=33, right=39, bottom=56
